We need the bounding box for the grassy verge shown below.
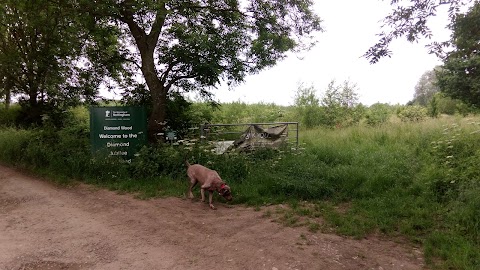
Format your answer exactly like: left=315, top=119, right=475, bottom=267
left=0, top=115, right=479, bottom=269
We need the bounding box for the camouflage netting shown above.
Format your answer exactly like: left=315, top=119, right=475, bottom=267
left=231, top=124, right=288, bottom=151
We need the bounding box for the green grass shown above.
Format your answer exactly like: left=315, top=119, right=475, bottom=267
left=0, top=108, right=479, bottom=269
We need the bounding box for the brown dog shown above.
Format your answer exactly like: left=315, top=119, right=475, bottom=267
left=186, top=161, right=232, bottom=210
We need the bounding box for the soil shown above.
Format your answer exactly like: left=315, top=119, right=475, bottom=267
left=0, top=164, right=426, bottom=270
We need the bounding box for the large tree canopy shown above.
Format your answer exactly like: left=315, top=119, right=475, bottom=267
left=77, top=0, right=322, bottom=141
left=436, top=2, right=480, bottom=107
left=0, top=0, right=126, bottom=125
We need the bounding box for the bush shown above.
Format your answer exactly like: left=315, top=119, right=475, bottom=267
left=0, top=128, right=32, bottom=164
left=292, top=84, right=322, bottom=128
left=365, top=103, right=391, bottom=126
left=300, top=106, right=323, bottom=128
left=397, top=105, right=428, bottom=122
left=0, top=105, right=21, bottom=127
left=319, top=80, right=363, bottom=128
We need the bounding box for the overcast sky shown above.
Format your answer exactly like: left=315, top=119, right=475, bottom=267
left=205, top=0, right=452, bottom=106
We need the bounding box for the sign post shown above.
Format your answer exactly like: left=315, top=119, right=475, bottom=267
left=90, top=106, right=147, bottom=162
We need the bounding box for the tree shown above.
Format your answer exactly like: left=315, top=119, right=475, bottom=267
left=0, top=0, right=126, bottom=125
left=428, top=93, right=439, bottom=117
left=293, top=83, right=321, bottom=128
left=364, top=0, right=471, bottom=64
left=294, top=83, right=320, bottom=107
left=321, top=80, right=362, bottom=127
left=0, top=75, right=11, bottom=109
left=81, top=0, right=322, bottom=142
left=365, top=103, right=391, bottom=126
left=413, top=68, right=441, bottom=106
left=436, top=2, right=480, bottom=107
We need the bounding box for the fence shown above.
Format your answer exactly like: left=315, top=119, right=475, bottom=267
left=199, top=122, right=299, bottom=148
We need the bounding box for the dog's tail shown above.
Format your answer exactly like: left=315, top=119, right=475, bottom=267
left=184, top=157, right=191, bottom=168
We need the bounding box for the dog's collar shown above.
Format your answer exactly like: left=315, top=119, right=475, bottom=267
left=218, top=183, right=228, bottom=195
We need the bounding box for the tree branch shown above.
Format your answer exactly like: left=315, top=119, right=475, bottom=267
left=168, top=2, right=245, bottom=17
left=147, top=3, right=168, bottom=50
left=121, top=56, right=142, bottom=70
left=166, top=74, right=197, bottom=90
left=118, top=1, right=147, bottom=48
left=159, top=60, right=180, bottom=84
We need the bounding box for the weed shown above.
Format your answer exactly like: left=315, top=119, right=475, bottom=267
left=262, top=209, right=272, bottom=218
left=308, top=222, right=321, bottom=233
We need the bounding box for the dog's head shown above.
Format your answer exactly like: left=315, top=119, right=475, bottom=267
left=218, top=183, right=232, bottom=201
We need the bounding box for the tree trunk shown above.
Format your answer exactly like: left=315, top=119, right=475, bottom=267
left=5, top=89, right=10, bottom=110
left=29, top=87, right=38, bottom=107
left=119, top=3, right=169, bottom=143
left=4, top=77, right=11, bottom=110
left=139, top=45, right=168, bottom=143
left=147, top=81, right=168, bottom=143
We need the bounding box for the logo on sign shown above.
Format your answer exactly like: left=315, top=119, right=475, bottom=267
left=105, top=110, right=111, bottom=118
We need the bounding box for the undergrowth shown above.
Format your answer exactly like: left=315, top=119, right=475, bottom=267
left=0, top=111, right=479, bottom=269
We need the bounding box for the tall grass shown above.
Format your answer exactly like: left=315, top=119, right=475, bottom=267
left=0, top=105, right=479, bottom=269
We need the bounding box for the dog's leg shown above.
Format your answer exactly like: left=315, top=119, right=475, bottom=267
left=200, top=183, right=211, bottom=203
left=200, top=188, right=206, bottom=202
left=208, top=191, right=216, bottom=210
left=188, top=179, right=197, bottom=199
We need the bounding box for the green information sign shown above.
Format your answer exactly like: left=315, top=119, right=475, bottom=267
left=90, top=106, right=147, bottom=162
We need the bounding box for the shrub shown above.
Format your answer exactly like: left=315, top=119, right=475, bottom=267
left=0, top=105, right=21, bottom=127
left=320, top=80, right=363, bottom=128
left=301, top=106, right=323, bottom=128
left=397, top=105, right=428, bottom=122
left=293, top=84, right=322, bottom=128
left=365, top=103, right=391, bottom=126
left=0, top=128, right=32, bottom=164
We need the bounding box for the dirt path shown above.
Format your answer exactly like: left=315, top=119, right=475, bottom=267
left=0, top=164, right=425, bottom=270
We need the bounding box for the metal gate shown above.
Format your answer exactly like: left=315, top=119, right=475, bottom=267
left=199, top=122, right=299, bottom=148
